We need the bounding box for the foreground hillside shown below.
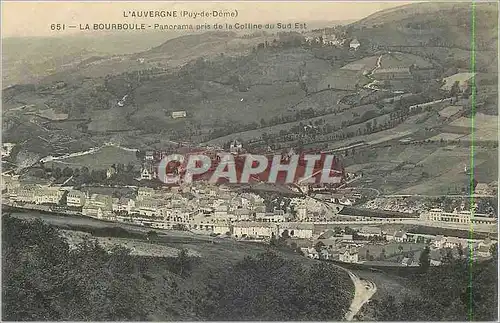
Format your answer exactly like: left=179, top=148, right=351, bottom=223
left=351, top=2, right=498, bottom=50
left=2, top=216, right=354, bottom=321
left=358, top=252, right=498, bottom=321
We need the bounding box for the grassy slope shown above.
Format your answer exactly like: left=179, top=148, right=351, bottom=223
left=2, top=215, right=355, bottom=321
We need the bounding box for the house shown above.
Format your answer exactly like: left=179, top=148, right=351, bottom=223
left=82, top=206, right=105, bottom=219
left=479, top=238, right=493, bottom=248
left=339, top=247, right=359, bottom=263
left=341, top=234, right=354, bottom=242
left=11, top=184, right=39, bottom=203
left=349, top=39, right=360, bottom=50
left=1, top=174, right=20, bottom=193
left=229, top=140, right=243, bottom=154
left=359, top=226, right=382, bottom=238
left=338, top=197, right=353, bottom=206
left=301, top=247, right=320, bottom=259
left=213, top=223, right=232, bottom=236
left=320, top=249, right=331, bottom=260
left=119, top=197, right=136, bottom=213
left=401, top=257, right=411, bottom=266
left=393, top=231, right=407, bottom=243
left=318, top=230, right=336, bottom=240
left=135, top=199, right=162, bottom=217
left=256, top=211, right=288, bottom=223
left=137, top=187, right=155, bottom=200
left=233, top=222, right=278, bottom=239
left=82, top=193, right=113, bottom=219
left=145, top=151, right=155, bottom=161
left=431, top=235, right=445, bottom=248
left=444, top=237, right=463, bottom=249
left=278, top=223, right=314, bottom=239
left=373, top=67, right=412, bottom=80
left=477, top=245, right=491, bottom=257
left=34, top=186, right=65, bottom=205
left=477, top=238, right=495, bottom=257
left=234, top=208, right=252, bottom=221
left=66, top=190, right=86, bottom=208
left=171, top=111, right=187, bottom=119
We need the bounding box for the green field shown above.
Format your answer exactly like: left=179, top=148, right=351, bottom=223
left=46, top=145, right=140, bottom=170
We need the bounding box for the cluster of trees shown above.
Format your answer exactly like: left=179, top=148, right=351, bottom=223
left=3, top=216, right=355, bottom=321
left=36, top=163, right=139, bottom=186
left=195, top=250, right=353, bottom=321
left=365, top=251, right=498, bottom=321
left=2, top=216, right=149, bottom=320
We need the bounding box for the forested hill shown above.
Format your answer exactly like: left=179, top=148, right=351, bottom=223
left=359, top=247, right=498, bottom=321
left=2, top=216, right=354, bottom=321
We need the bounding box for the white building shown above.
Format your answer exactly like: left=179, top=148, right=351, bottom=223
left=349, top=39, right=360, bottom=50
left=301, top=247, right=320, bottom=259
left=213, top=223, right=231, bottom=236
left=339, top=247, right=359, bottom=263
left=233, top=222, right=278, bottom=239
left=82, top=194, right=113, bottom=219
left=358, top=226, right=382, bottom=238
left=137, top=187, right=155, bottom=200
left=171, top=111, right=187, bottom=119
left=140, top=166, right=153, bottom=180
left=112, top=197, right=136, bottom=213
left=420, top=208, right=497, bottom=225
left=229, top=140, right=243, bottom=154
left=66, top=190, right=86, bottom=207
left=278, top=223, right=314, bottom=239
left=35, top=186, right=65, bottom=205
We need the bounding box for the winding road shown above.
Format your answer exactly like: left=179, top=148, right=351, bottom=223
left=344, top=271, right=377, bottom=321
left=326, top=260, right=377, bottom=321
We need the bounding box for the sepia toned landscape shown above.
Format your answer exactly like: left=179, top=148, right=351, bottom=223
left=2, top=1, right=498, bottom=321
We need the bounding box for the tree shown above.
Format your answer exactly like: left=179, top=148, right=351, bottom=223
left=450, top=80, right=460, bottom=98
left=281, top=229, right=290, bottom=239
left=62, top=167, right=73, bottom=177
left=419, top=246, right=431, bottom=272
left=146, top=230, right=158, bottom=241
left=172, top=248, right=193, bottom=278
left=365, top=121, right=372, bottom=133
left=442, top=248, right=454, bottom=265
left=315, top=241, right=325, bottom=253
left=490, top=243, right=497, bottom=259
left=2, top=216, right=148, bottom=321
left=270, top=233, right=277, bottom=246
left=53, top=167, right=62, bottom=179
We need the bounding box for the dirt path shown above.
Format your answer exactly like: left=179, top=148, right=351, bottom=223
left=344, top=271, right=377, bottom=321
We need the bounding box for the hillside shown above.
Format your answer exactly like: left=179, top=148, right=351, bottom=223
left=350, top=2, right=498, bottom=50
left=2, top=215, right=354, bottom=321
left=1, top=32, right=185, bottom=87
left=2, top=2, right=498, bottom=194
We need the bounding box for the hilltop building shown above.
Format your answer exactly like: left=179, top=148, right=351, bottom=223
left=349, top=39, right=360, bottom=50
left=171, top=111, right=187, bottom=119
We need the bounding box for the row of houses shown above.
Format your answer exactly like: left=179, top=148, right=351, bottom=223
left=3, top=178, right=304, bottom=234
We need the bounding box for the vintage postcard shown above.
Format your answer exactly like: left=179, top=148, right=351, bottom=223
left=1, top=1, right=498, bottom=321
